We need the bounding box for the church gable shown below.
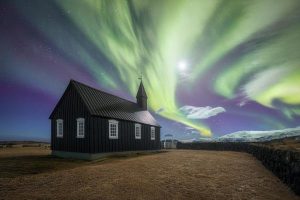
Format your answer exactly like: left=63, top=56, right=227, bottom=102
left=49, top=81, right=90, bottom=119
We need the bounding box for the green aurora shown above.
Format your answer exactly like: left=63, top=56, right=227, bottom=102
left=2, top=0, right=300, bottom=138
left=57, top=0, right=300, bottom=136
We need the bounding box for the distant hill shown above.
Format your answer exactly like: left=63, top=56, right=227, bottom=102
left=218, top=127, right=300, bottom=142
left=0, top=134, right=50, bottom=143
left=0, top=141, right=50, bottom=145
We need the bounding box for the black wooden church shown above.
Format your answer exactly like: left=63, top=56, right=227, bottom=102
left=49, top=80, right=161, bottom=160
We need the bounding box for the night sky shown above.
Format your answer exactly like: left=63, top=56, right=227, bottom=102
left=1, top=0, right=300, bottom=141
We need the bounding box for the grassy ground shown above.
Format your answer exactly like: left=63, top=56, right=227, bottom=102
left=263, top=137, right=300, bottom=152
left=0, top=147, right=87, bottom=178
left=0, top=147, right=162, bottom=178
left=0, top=147, right=299, bottom=200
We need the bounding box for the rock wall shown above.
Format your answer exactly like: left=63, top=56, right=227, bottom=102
left=177, top=142, right=300, bottom=195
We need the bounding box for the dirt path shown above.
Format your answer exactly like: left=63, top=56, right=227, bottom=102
left=0, top=150, right=299, bottom=200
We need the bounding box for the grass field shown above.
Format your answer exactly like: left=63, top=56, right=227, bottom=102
left=0, top=147, right=86, bottom=178
left=264, top=137, right=300, bottom=152
left=0, top=147, right=299, bottom=200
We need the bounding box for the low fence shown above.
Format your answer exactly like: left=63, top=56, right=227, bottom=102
left=177, top=142, right=300, bottom=195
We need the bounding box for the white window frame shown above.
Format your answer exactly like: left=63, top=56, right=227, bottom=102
left=109, top=119, right=119, bottom=139
left=76, top=118, right=85, bottom=138
left=151, top=127, right=155, bottom=140
left=56, top=119, right=63, bottom=138
left=135, top=123, right=141, bottom=139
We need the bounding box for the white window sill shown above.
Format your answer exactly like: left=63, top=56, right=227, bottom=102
left=56, top=135, right=63, bottom=138
left=109, top=136, right=118, bottom=139
left=76, top=135, right=85, bottom=138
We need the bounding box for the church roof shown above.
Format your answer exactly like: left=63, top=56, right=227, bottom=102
left=62, top=80, right=160, bottom=127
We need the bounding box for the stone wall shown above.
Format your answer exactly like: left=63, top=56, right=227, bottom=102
left=177, top=142, right=300, bottom=195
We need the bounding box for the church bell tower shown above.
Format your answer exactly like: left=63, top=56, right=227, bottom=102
left=136, top=80, right=148, bottom=110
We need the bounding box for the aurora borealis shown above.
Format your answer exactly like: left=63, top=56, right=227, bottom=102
left=1, top=0, right=300, bottom=141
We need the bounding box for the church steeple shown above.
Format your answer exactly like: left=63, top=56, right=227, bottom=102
left=136, top=80, right=148, bottom=110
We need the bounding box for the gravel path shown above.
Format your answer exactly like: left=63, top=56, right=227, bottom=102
left=0, top=150, right=299, bottom=200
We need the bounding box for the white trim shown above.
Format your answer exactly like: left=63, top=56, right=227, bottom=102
left=135, top=123, right=141, bottom=139
left=109, top=119, right=119, bottom=139
left=76, top=118, right=85, bottom=138
left=151, top=127, right=155, bottom=140
left=56, top=119, right=63, bottom=138
left=109, top=119, right=119, bottom=123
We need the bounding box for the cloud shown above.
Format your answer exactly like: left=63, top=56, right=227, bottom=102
left=155, top=107, right=165, bottom=114
left=179, top=105, right=226, bottom=119
left=238, top=101, right=246, bottom=107
left=185, top=126, right=195, bottom=130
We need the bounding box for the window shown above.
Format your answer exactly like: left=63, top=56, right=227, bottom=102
left=109, top=120, right=118, bottom=139
left=56, top=119, right=63, bottom=138
left=151, top=127, right=155, bottom=140
left=135, top=124, right=141, bottom=139
left=76, top=118, right=85, bottom=138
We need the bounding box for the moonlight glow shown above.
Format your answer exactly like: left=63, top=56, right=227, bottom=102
left=0, top=0, right=300, bottom=140
left=178, top=60, right=188, bottom=72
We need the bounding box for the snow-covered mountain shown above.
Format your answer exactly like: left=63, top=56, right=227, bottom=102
left=218, top=127, right=300, bottom=142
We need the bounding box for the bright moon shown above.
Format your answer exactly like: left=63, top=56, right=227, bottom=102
left=178, top=60, right=188, bottom=71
